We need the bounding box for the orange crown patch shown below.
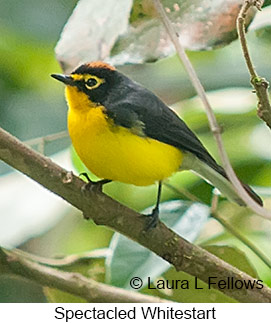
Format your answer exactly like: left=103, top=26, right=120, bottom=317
left=86, top=61, right=116, bottom=71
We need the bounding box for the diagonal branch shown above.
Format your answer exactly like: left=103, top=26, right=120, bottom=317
left=152, top=0, right=271, bottom=220
left=237, top=0, right=271, bottom=129
left=0, top=248, right=169, bottom=303
left=1, top=127, right=271, bottom=302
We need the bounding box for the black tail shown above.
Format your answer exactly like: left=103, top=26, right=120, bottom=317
left=239, top=181, right=263, bottom=206
left=209, top=161, right=263, bottom=206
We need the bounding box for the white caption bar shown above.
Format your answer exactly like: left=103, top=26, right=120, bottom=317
left=0, top=303, right=269, bottom=322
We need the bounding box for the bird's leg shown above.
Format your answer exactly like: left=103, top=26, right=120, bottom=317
left=144, top=181, right=162, bottom=230
left=80, top=172, right=112, bottom=193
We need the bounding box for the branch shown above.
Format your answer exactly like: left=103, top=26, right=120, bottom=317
left=1, top=128, right=271, bottom=302
left=152, top=0, right=271, bottom=220
left=172, top=187, right=271, bottom=270
left=0, top=249, right=168, bottom=303
left=237, top=0, right=271, bottom=129
left=7, top=247, right=110, bottom=268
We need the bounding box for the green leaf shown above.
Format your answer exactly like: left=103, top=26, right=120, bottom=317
left=44, top=253, right=107, bottom=303
left=199, top=228, right=271, bottom=286
left=249, top=6, right=271, bottom=43
left=0, top=275, right=46, bottom=303
left=106, top=200, right=210, bottom=289
left=263, top=0, right=271, bottom=8
left=44, top=288, right=86, bottom=303
left=203, top=245, right=258, bottom=278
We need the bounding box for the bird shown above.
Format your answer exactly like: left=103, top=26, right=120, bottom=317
left=51, top=61, right=263, bottom=229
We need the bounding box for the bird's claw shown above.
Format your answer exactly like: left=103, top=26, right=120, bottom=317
left=80, top=173, right=111, bottom=193
left=142, top=207, right=159, bottom=231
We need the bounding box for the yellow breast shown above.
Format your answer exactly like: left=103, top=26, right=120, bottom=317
left=66, top=86, right=183, bottom=186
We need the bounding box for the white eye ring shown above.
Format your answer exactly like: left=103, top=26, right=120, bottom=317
left=85, top=78, right=98, bottom=89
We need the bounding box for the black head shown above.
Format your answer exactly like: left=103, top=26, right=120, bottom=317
left=51, top=61, right=119, bottom=104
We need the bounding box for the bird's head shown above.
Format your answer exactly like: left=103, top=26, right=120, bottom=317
left=51, top=61, right=118, bottom=109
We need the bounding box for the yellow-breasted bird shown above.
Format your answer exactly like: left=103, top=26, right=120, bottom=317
left=51, top=61, right=262, bottom=228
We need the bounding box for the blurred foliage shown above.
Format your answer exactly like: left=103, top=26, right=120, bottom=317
left=0, top=0, right=76, bottom=155
left=56, top=0, right=256, bottom=69
left=263, top=0, right=271, bottom=7
left=0, top=275, right=46, bottom=303
left=249, top=5, right=271, bottom=43
left=0, top=0, right=271, bottom=303
left=106, top=201, right=210, bottom=288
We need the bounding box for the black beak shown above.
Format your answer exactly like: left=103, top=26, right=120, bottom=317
left=51, top=73, right=74, bottom=85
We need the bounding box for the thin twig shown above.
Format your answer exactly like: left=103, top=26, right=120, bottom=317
left=25, top=130, right=69, bottom=154
left=237, top=0, right=271, bottom=129
left=238, top=1, right=258, bottom=79
left=1, top=127, right=271, bottom=302
left=210, top=192, right=271, bottom=270
left=152, top=0, right=271, bottom=220
left=164, top=182, right=201, bottom=202
left=9, top=248, right=110, bottom=268
left=210, top=192, right=219, bottom=214
left=0, top=248, right=170, bottom=303
left=211, top=212, right=271, bottom=270
left=167, top=185, right=271, bottom=270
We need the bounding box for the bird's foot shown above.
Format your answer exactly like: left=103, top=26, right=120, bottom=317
left=80, top=172, right=111, bottom=193
left=142, top=207, right=159, bottom=231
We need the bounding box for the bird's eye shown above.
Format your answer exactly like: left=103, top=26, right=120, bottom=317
left=85, top=78, right=98, bottom=89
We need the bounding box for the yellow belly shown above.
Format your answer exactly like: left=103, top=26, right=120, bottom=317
left=68, top=106, right=183, bottom=186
